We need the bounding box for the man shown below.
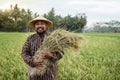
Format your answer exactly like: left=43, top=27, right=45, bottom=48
left=21, top=16, right=63, bottom=80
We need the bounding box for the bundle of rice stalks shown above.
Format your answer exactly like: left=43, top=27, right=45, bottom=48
left=29, top=29, right=84, bottom=76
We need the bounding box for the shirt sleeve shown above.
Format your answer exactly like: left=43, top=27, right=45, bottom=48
left=21, top=36, right=35, bottom=67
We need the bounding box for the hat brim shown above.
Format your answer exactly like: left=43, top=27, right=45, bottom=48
left=28, top=18, right=53, bottom=29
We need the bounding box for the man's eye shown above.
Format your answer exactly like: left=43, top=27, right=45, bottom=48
left=41, top=23, right=45, bottom=25
left=36, top=23, right=39, bottom=25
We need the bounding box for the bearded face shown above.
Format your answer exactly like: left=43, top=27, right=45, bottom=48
left=34, top=20, right=48, bottom=34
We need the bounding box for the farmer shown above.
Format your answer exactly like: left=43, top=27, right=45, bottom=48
left=21, top=16, right=63, bottom=80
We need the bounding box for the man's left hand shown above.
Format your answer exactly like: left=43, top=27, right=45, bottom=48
left=41, top=49, right=53, bottom=59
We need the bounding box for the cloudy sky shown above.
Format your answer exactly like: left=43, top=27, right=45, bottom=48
left=0, top=0, right=120, bottom=27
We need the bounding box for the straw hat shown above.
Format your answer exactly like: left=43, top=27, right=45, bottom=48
left=28, top=16, right=53, bottom=29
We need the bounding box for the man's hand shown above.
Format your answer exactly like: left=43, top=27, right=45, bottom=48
left=33, top=56, right=43, bottom=67
left=41, top=49, right=53, bottom=59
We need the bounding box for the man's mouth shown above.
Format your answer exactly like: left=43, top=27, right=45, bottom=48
left=37, top=27, right=44, bottom=31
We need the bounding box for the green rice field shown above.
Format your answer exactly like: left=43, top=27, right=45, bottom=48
left=0, top=32, right=120, bottom=80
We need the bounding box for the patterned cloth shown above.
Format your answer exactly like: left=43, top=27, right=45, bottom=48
left=21, top=32, right=63, bottom=80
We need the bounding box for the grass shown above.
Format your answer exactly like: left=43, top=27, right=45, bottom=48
left=0, top=32, right=120, bottom=80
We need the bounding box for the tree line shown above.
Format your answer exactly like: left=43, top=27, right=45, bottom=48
left=0, top=4, right=87, bottom=32
left=86, top=20, right=120, bottom=33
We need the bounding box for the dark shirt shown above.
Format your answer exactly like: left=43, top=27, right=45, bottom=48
left=21, top=33, right=63, bottom=80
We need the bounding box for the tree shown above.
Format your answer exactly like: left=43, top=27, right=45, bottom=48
left=0, top=5, right=87, bottom=32
left=0, top=4, right=38, bottom=32
left=91, top=20, right=120, bottom=32
left=43, top=8, right=56, bottom=31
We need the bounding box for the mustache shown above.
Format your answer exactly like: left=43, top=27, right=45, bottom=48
left=37, top=27, right=44, bottom=30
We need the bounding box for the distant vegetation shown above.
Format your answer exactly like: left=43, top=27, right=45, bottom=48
left=0, top=4, right=87, bottom=32
left=86, top=20, right=120, bottom=33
